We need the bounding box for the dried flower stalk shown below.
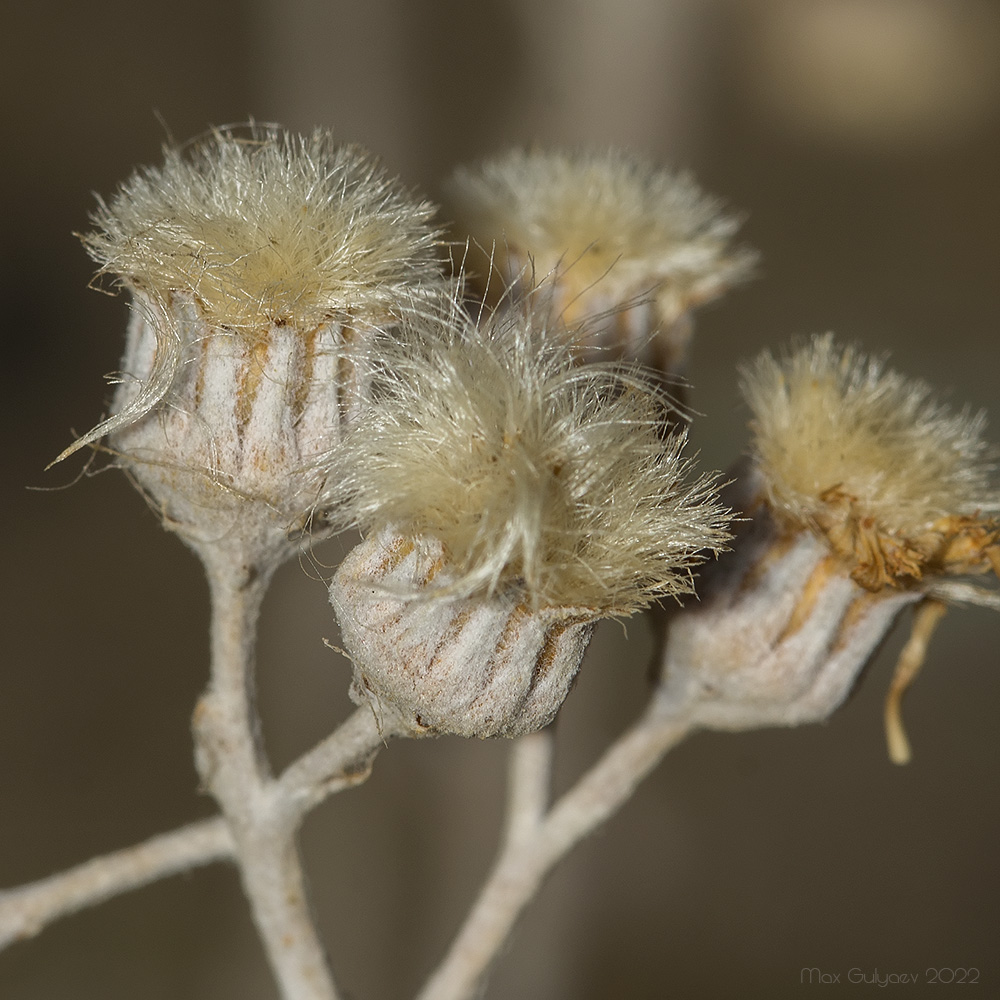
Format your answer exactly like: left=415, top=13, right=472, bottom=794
left=5, top=127, right=997, bottom=1000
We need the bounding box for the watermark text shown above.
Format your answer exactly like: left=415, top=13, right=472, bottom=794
left=800, top=967, right=980, bottom=986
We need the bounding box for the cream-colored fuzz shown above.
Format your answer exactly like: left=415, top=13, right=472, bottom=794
left=57, top=125, right=449, bottom=468
left=85, top=126, right=444, bottom=335
left=331, top=528, right=595, bottom=739
left=328, top=304, right=731, bottom=614
left=741, top=333, right=1000, bottom=591
left=447, top=148, right=756, bottom=336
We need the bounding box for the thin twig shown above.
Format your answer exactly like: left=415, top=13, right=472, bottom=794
left=416, top=695, right=695, bottom=1000
left=503, top=729, right=555, bottom=847
left=277, top=705, right=395, bottom=820
left=0, top=817, right=233, bottom=951
left=195, top=557, right=342, bottom=1000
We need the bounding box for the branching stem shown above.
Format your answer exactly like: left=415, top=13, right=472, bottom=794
left=193, top=554, right=340, bottom=1000
left=0, top=707, right=391, bottom=963
left=278, top=705, right=392, bottom=821
left=0, top=817, right=232, bottom=950
left=416, top=694, right=696, bottom=1000
left=2, top=549, right=693, bottom=1000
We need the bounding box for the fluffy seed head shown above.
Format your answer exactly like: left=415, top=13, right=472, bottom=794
left=446, top=148, right=756, bottom=325
left=83, top=124, right=446, bottom=333
left=741, top=334, right=1000, bottom=590
left=55, top=125, right=449, bottom=471
left=328, top=304, right=731, bottom=613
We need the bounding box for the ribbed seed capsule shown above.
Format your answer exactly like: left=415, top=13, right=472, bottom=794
left=660, top=471, right=923, bottom=730
left=57, top=126, right=447, bottom=567
left=332, top=528, right=595, bottom=738
left=104, top=291, right=352, bottom=563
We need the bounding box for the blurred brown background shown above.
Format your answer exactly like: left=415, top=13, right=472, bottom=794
left=2, top=1, right=999, bottom=997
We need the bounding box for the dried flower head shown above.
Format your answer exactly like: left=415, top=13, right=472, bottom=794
left=57, top=126, right=449, bottom=567
left=659, top=335, right=998, bottom=762
left=329, top=302, right=731, bottom=614
left=447, top=148, right=756, bottom=373
left=740, top=334, right=1000, bottom=592
left=328, top=304, right=729, bottom=737
left=84, top=124, right=443, bottom=335
left=56, top=125, right=447, bottom=468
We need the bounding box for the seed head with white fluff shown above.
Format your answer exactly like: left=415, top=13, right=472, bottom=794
left=447, top=148, right=756, bottom=375
left=740, top=334, right=1000, bottom=593
left=58, top=125, right=449, bottom=568
left=329, top=303, right=731, bottom=615
left=659, top=334, right=998, bottom=761
left=328, top=304, right=731, bottom=737
left=60, top=124, right=448, bottom=467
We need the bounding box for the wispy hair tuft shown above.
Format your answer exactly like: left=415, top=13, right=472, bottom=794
left=446, top=148, right=756, bottom=315
left=83, top=124, right=446, bottom=333
left=327, top=304, right=731, bottom=613
left=742, top=334, right=998, bottom=531
left=741, top=334, right=999, bottom=591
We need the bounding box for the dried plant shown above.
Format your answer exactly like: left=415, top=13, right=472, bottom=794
left=2, top=127, right=996, bottom=1000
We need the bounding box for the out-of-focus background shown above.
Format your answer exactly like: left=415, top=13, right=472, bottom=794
left=3, top=1, right=999, bottom=997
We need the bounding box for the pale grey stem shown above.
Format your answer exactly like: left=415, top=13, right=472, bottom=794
left=0, top=707, right=390, bottom=960
left=194, top=556, right=341, bottom=1000
left=417, top=695, right=695, bottom=1000
left=503, top=730, right=555, bottom=847
left=0, top=817, right=233, bottom=951
left=277, top=706, right=395, bottom=820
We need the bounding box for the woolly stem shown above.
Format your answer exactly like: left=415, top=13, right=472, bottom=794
left=0, top=709, right=390, bottom=960
left=194, top=555, right=340, bottom=1000
left=0, top=817, right=232, bottom=950
left=416, top=694, right=695, bottom=1000
left=277, top=705, right=395, bottom=820
left=503, top=729, right=555, bottom=847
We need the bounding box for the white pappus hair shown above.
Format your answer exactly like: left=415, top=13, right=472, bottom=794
left=446, top=147, right=757, bottom=313
left=741, top=334, right=998, bottom=535
left=326, top=303, right=732, bottom=613
left=83, top=124, right=446, bottom=332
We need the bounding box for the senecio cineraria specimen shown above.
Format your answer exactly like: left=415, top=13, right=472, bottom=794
left=54, top=128, right=448, bottom=570
left=3, top=126, right=997, bottom=1000
left=447, top=147, right=757, bottom=373
left=328, top=302, right=728, bottom=738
